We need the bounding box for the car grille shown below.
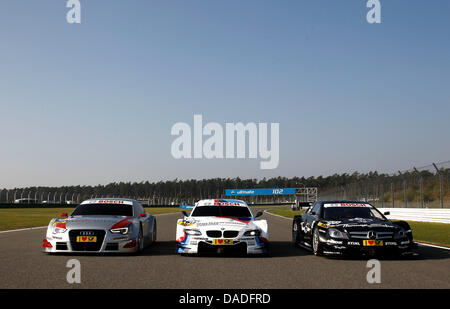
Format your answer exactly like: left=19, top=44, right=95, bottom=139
left=206, top=230, right=240, bottom=238
left=105, top=243, right=119, bottom=251
left=69, top=230, right=105, bottom=251
left=223, top=231, right=239, bottom=238
left=56, top=242, right=68, bottom=250
left=198, top=242, right=247, bottom=255
left=349, top=231, right=394, bottom=239
left=206, top=230, right=222, bottom=238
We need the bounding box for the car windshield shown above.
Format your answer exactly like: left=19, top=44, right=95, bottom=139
left=71, top=204, right=133, bottom=217
left=191, top=206, right=252, bottom=217
left=323, top=207, right=385, bottom=221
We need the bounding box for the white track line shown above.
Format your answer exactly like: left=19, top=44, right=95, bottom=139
left=264, top=211, right=450, bottom=251
left=0, top=212, right=181, bottom=234
left=0, top=226, right=47, bottom=234
left=264, top=210, right=294, bottom=220
left=153, top=212, right=182, bottom=216
left=416, top=242, right=450, bottom=251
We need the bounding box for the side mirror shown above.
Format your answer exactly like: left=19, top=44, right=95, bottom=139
left=383, top=211, right=390, bottom=216
left=181, top=211, right=189, bottom=217
left=139, top=213, right=147, bottom=217
left=60, top=213, right=68, bottom=218
left=255, top=211, right=263, bottom=219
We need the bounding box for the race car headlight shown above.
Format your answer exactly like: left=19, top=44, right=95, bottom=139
left=244, top=229, right=261, bottom=236
left=52, top=227, right=67, bottom=234
left=328, top=228, right=348, bottom=239
left=110, top=224, right=132, bottom=235
left=185, top=229, right=201, bottom=235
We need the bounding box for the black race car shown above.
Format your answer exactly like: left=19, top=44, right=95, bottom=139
left=292, top=201, right=415, bottom=257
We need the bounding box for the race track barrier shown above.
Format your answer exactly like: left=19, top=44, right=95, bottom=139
left=377, top=208, right=450, bottom=224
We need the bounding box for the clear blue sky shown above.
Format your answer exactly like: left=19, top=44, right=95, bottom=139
left=0, top=0, right=449, bottom=188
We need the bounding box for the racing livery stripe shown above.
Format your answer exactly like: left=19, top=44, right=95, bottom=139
left=110, top=218, right=132, bottom=229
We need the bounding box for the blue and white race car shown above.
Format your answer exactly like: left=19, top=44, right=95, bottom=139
left=176, top=199, right=269, bottom=255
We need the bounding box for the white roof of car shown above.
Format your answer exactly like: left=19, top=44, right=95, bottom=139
left=80, top=198, right=135, bottom=206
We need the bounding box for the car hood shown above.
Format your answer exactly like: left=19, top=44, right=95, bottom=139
left=186, top=216, right=255, bottom=230
left=323, top=217, right=399, bottom=231
left=52, top=216, right=133, bottom=230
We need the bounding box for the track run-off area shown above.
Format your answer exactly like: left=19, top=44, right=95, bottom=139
left=0, top=209, right=449, bottom=289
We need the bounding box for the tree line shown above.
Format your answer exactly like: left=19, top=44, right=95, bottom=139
left=1, top=167, right=447, bottom=202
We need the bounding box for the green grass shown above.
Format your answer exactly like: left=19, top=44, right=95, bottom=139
left=0, top=208, right=76, bottom=231
left=144, top=207, right=188, bottom=215
left=0, top=207, right=185, bottom=231
left=267, top=207, right=304, bottom=218
left=403, top=221, right=450, bottom=247
left=266, top=207, right=450, bottom=247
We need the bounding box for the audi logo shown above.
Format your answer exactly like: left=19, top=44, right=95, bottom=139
left=80, top=231, right=95, bottom=236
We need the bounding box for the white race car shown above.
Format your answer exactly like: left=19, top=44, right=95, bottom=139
left=42, top=198, right=157, bottom=254
left=176, top=199, right=269, bottom=255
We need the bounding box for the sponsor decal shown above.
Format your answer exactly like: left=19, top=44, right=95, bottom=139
left=326, top=221, right=342, bottom=225
left=324, top=203, right=371, bottom=208
left=213, top=200, right=245, bottom=206
left=341, top=224, right=394, bottom=228
left=348, top=218, right=373, bottom=224
left=112, top=236, right=128, bottom=240
left=323, top=251, right=342, bottom=255
left=76, top=236, right=97, bottom=243
left=212, top=239, right=233, bottom=245
left=197, top=221, right=246, bottom=227
left=82, top=200, right=133, bottom=205
left=327, top=239, right=343, bottom=245
left=348, top=241, right=360, bottom=246
left=363, top=240, right=383, bottom=246
left=178, top=221, right=194, bottom=227
left=318, top=222, right=335, bottom=228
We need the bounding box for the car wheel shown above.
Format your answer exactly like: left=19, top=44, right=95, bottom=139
left=292, top=220, right=300, bottom=246
left=312, top=227, right=323, bottom=256
left=136, top=227, right=144, bottom=254
left=152, top=220, right=157, bottom=243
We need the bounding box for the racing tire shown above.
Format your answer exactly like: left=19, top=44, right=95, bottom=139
left=292, top=220, right=300, bottom=246
left=136, top=226, right=144, bottom=254
left=152, top=220, right=157, bottom=244
left=312, top=227, right=323, bottom=256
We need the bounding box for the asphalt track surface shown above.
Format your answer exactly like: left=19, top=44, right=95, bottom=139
left=0, top=209, right=449, bottom=289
